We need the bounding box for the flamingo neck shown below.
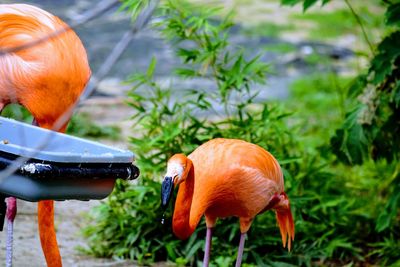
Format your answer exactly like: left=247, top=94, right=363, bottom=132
left=172, top=159, right=200, bottom=239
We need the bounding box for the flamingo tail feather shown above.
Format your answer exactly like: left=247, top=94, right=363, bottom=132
left=275, top=194, right=295, bottom=251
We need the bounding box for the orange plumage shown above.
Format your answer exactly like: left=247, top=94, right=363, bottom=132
left=0, top=4, right=91, bottom=266
left=163, top=138, right=294, bottom=266
left=0, top=4, right=90, bottom=131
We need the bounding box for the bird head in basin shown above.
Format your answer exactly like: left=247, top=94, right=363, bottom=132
left=161, top=154, right=192, bottom=209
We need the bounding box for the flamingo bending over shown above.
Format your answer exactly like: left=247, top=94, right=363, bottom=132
left=161, top=138, right=295, bottom=266
left=0, top=4, right=91, bottom=266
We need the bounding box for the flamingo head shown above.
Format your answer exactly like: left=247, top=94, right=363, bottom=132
left=161, top=154, right=191, bottom=209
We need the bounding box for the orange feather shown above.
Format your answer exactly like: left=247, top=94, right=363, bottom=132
left=167, top=138, right=295, bottom=250
left=0, top=4, right=91, bottom=266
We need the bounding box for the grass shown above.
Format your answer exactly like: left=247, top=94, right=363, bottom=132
left=291, top=9, right=360, bottom=39
left=236, top=1, right=385, bottom=55
left=242, top=21, right=296, bottom=38
left=284, top=73, right=353, bottom=148
left=67, top=112, right=121, bottom=140
left=263, top=42, right=297, bottom=54
left=289, top=5, right=385, bottom=44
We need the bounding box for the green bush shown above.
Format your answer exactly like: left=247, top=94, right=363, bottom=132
left=1, top=104, right=33, bottom=122
left=66, top=112, right=121, bottom=139
left=82, top=0, right=399, bottom=266
left=1, top=105, right=120, bottom=139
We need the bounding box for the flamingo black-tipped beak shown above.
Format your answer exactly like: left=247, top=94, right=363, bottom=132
left=161, top=176, right=174, bottom=209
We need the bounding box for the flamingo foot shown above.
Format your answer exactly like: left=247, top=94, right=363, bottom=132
left=235, top=233, right=246, bottom=267
left=6, top=197, right=17, bottom=267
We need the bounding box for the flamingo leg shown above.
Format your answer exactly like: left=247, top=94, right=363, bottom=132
left=6, top=217, right=14, bottom=267
left=6, top=197, right=17, bottom=267
left=203, top=227, right=213, bottom=267
left=235, top=232, right=247, bottom=267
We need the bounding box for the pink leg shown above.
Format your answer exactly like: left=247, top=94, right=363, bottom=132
left=235, top=233, right=246, bottom=267
left=203, top=227, right=213, bottom=267
left=6, top=197, right=17, bottom=267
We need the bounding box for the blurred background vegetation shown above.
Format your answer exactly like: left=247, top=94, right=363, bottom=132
left=4, top=0, right=399, bottom=266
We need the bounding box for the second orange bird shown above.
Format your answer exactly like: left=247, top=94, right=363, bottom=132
left=161, top=138, right=295, bottom=267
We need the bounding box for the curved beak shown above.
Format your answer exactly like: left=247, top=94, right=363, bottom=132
left=161, top=176, right=174, bottom=209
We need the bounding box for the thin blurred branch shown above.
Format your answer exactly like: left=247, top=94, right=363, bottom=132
left=344, top=0, right=375, bottom=55
left=73, top=0, right=120, bottom=24
left=80, top=0, right=160, bottom=102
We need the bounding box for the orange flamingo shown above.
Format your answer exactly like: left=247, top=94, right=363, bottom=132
left=0, top=4, right=91, bottom=266
left=161, top=138, right=295, bottom=266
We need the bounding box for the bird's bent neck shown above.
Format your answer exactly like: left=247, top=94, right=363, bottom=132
left=172, top=158, right=201, bottom=240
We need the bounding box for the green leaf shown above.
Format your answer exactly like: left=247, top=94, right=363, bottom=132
left=331, top=107, right=371, bottom=165
left=370, top=32, right=400, bottom=84
left=376, top=181, right=400, bottom=232
left=280, top=0, right=302, bottom=6
left=394, top=80, right=400, bottom=108
left=177, top=48, right=200, bottom=63
left=185, top=239, right=204, bottom=261
left=347, top=124, right=369, bottom=164
left=385, top=3, right=400, bottom=26
left=281, top=0, right=327, bottom=10
left=348, top=74, right=367, bottom=98
left=146, top=57, right=157, bottom=78
left=175, top=68, right=196, bottom=77
left=303, top=0, right=318, bottom=11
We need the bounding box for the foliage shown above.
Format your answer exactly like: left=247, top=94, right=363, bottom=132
left=1, top=104, right=32, bottom=122
left=119, top=0, right=153, bottom=20
left=283, top=0, right=400, bottom=236
left=286, top=73, right=352, bottom=147
left=243, top=22, right=295, bottom=38
left=66, top=112, right=121, bottom=140
left=291, top=7, right=383, bottom=40
left=262, top=43, right=297, bottom=54
left=1, top=105, right=120, bottom=139
left=82, top=0, right=399, bottom=266
left=331, top=35, right=400, bottom=164
left=328, top=1, right=400, bottom=233
left=281, top=0, right=331, bottom=12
